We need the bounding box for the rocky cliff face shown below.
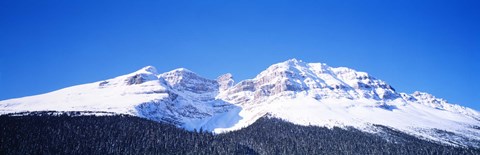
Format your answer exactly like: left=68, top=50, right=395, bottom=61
left=221, top=59, right=400, bottom=105
left=216, top=73, right=234, bottom=92
left=159, top=68, right=219, bottom=94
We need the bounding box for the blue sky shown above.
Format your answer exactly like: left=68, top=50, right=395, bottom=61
left=0, top=0, right=479, bottom=110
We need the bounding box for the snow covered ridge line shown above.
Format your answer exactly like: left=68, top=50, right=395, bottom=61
left=0, top=58, right=479, bottom=147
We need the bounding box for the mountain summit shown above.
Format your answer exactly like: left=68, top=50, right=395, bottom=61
left=1, top=59, right=479, bottom=147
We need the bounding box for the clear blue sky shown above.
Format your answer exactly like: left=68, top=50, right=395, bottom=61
left=0, top=0, right=479, bottom=110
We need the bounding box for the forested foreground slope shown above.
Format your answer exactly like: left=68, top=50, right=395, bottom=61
left=1, top=112, right=479, bottom=154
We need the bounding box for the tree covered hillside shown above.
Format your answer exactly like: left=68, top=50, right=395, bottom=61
left=0, top=112, right=478, bottom=154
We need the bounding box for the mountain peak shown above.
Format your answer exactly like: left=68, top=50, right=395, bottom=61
left=160, top=68, right=199, bottom=81
left=120, top=65, right=160, bottom=85
left=285, top=58, right=301, bottom=63
left=280, top=58, right=307, bottom=67
left=171, top=68, right=194, bottom=73
left=159, top=68, right=218, bottom=94
left=136, top=65, right=158, bottom=74
left=217, top=73, right=234, bottom=91
left=256, top=58, right=308, bottom=78
left=238, top=59, right=401, bottom=101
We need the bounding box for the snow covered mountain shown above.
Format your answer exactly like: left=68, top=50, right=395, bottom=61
left=1, top=59, right=479, bottom=147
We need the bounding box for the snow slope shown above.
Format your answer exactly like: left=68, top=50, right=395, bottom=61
left=1, top=59, right=479, bottom=147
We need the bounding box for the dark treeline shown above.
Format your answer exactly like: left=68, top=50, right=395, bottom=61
left=217, top=117, right=479, bottom=155
left=0, top=112, right=479, bottom=154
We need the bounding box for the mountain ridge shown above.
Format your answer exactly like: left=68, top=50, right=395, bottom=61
left=1, top=58, right=479, bottom=147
